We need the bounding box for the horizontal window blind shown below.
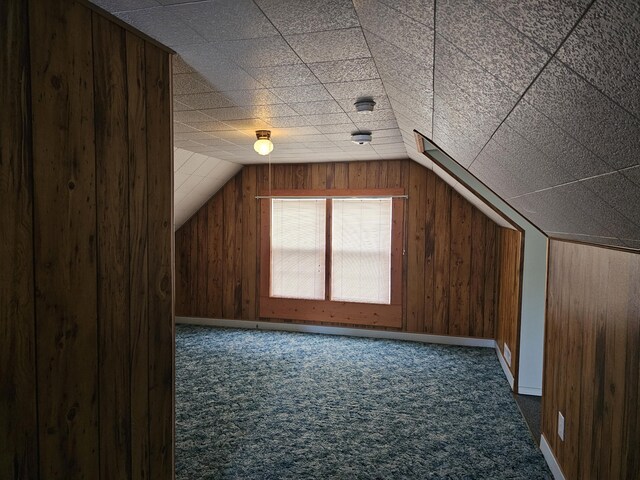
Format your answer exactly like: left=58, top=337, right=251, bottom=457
left=331, top=198, right=392, bottom=304
left=270, top=199, right=326, bottom=300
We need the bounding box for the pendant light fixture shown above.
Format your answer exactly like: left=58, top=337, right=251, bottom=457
left=254, top=129, right=274, bottom=155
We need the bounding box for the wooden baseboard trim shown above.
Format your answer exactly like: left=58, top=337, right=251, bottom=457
left=540, top=434, right=566, bottom=480
left=176, top=317, right=496, bottom=348
left=495, top=343, right=515, bottom=390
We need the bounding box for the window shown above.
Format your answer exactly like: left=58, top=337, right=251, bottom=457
left=260, top=189, right=404, bottom=327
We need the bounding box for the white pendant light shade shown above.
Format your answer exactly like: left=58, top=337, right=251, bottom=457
left=254, top=130, right=274, bottom=155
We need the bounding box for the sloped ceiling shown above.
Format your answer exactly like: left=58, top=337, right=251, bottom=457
left=93, top=0, right=640, bottom=249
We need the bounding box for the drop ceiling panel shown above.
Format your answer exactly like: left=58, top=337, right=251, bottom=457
left=557, top=0, right=640, bottom=118
left=91, top=0, right=640, bottom=247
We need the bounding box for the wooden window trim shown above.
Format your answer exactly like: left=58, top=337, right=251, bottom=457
left=259, top=189, right=404, bottom=327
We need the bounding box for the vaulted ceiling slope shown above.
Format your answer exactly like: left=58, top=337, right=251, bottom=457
left=93, top=0, right=640, bottom=249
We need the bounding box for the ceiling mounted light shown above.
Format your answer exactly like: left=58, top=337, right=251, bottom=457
left=354, top=98, right=376, bottom=114
left=254, top=129, right=274, bottom=155
left=351, top=132, right=372, bottom=145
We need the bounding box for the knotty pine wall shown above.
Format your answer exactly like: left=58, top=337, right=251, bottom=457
left=543, top=239, right=640, bottom=479
left=175, top=160, right=523, bottom=343
left=0, top=0, right=174, bottom=478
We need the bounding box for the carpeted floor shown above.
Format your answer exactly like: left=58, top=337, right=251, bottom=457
left=176, top=325, right=551, bottom=479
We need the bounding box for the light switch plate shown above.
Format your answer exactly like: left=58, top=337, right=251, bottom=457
left=558, top=412, right=565, bottom=441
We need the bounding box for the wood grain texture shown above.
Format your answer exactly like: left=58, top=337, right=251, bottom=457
left=4, top=1, right=174, bottom=477
left=145, top=43, right=174, bottom=480
left=0, top=0, right=38, bottom=477
left=30, top=1, right=100, bottom=477
left=125, top=30, right=150, bottom=480
left=93, top=12, right=131, bottom=478
left=543, top=240, right=640, bottom=480
left=176, top=160, right=511, bottom=339
left=495, top=228, right=523, bottom=381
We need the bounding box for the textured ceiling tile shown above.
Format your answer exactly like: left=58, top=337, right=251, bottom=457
left=315, top=123, right=359, bottom=134
left=174, top=92, right=235, bottom=110
left=222, top=89, right=284, bottom=106
left=255, top=0, right=359, bottom=34
left=304, top=113, right=352, bottom=126
left=220, top=119, right=273, bottom=130
left=268, top=126, right=321, bottom=137
left=174, top=131, right=217, bottom=142
left=364, top=32, right=433, bottom=89
left=173, top=74, right=214, bottom=95
left=623, top=166, right=640, bottom=187
left=270, top=84, right=333, bottom=103
left=524, top=59, right=640, bottom=170
left=285, top=28, right=370, bottom=63
left=489, top=123, right=575, bottom=192
left=347, top=109, right=397, bottom=124
left=371, top=135, right=404, bottom=145
left=384, top=84, right=432, bottom=119
left=199, top=107, right=254, bottom=121
left=308, top=58, right=379, bottom=84
left=262, top=116, right=310, bottom=127
left=324, top=79, right=386, bottom=100
left=116, top=7, right=204, bottom=46
left=173, top=122, right=199, bottom=133
left=245, top=64, right=319, bottom=88
left=470, top=140, right=533, bottom=198
left=558, top=0, right=640, bottom=118
left=182, top=121, right=231, bottom=132
left=437, top=0, right=549, bottom=93
left=91, top=0, right=158, bottom=12
left=290, top=100, right=344, bottom=116
left=166, top=0, right=278, bottom=42
left=174, top=110, right=215, bottom=123
left=354, top=0, right=433, bottom=59
left=480, top=0, right=590, bottom=52
left=215, top=37, right=302, bottom=68
left=247, top=104, right=298, bottom=118
left=435, top=36, right=519, bottom=120
left=377, top=0, right=434, bottom=27
left=580, top=171, right=640, bottom=234
left=503, top=100, right=611, bottom=179
left=173, top=56, right=194, bottom=74
left=431, top=119, right=483, bottom=167
left=353, top=119, right=399, bottom=131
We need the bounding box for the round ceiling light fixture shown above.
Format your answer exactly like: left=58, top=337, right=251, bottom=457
left=354, top=98, right=376, bottom=114
left=351, top=132, right=372, bottom=145
left=254, top=129, right=274, bottom=155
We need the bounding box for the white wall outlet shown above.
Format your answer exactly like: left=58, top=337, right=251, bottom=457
left=557, top=412, right=565, bottom=441
left=503, top=342, right=512, bottom=367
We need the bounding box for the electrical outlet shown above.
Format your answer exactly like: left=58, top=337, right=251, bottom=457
left=504, top=343, right=512, bottom=367
left=558, top=412, right=565, bottom=441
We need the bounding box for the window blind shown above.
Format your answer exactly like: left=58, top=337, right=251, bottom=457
left=270, top=199, right=326, bottom=300
left=331, top=198, right=392, bottom=304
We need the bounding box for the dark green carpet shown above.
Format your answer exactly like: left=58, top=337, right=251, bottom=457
left=176, top=325, right=551, bottom=479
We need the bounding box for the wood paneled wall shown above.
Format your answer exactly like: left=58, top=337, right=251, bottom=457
left=543, top=239, right=640, bottom=479
left=0, top=0, right=174, bottom=478
left=496, top=229, right=524, bottom=380
left=176, top=160, right=522, bottom=340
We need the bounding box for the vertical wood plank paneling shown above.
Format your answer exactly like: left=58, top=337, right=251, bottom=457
left=0, top=0, right=38, bottom=477
left=234, top=174, right=244, bottom=319
left=469, top=210, right=486, bottom=338
left=449, top=191, right=472, bottom=336
left=406, top=161, right=426, bottom=332
left=483, top=224, right=497, bottom=338
left=125, top=29, right=150, bottom=480
left=543, top=240, right=640, bottom=480
left=222, top=180, right=236, bottom=318
left=242, top=167, right=258, bottom=320
left=93, top=12, right=131, bottom=479
left=175, top=160, right=513, bottom=341
left=207, top=195, right=224, bottom=318
left=29, top=1, right=100, bottom=477
left=145, top=44, right=174, bottom=480
left=423, top=170, right=436, bottom=333
left=196, top=207, right=208, bottom=317
left=433, top=180, right=451, bottom=334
